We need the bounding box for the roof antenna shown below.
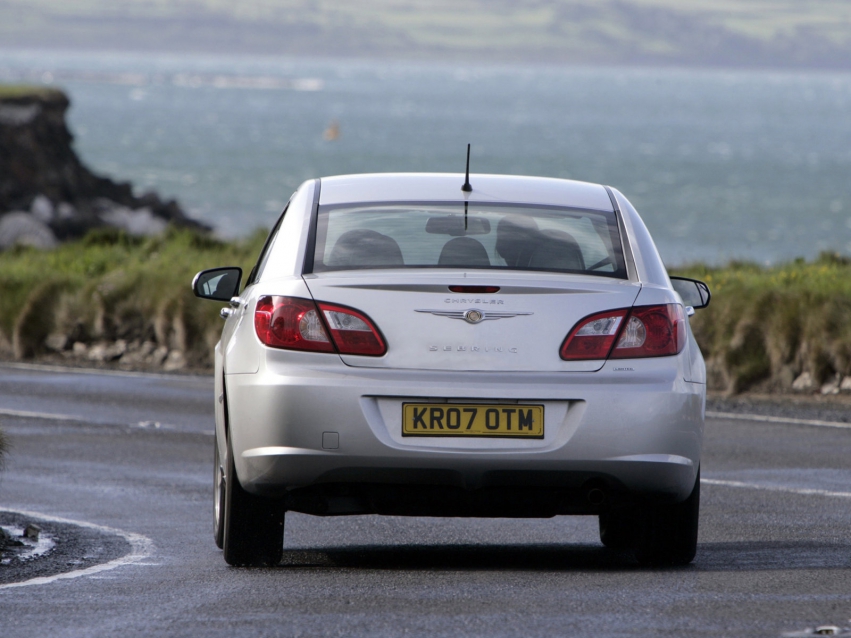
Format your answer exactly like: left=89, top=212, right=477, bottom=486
left=461, top=143, right=472, bottom=192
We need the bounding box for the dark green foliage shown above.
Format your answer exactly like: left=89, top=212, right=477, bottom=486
left=80, top=227, right=145, bottom=248
left=673, top=256, right=851, bottom=393
left=0, top=84, right=65, bottom=100
left=0, top=228, right=268, bottom=368
left=0, top=230, right=848, bottom=392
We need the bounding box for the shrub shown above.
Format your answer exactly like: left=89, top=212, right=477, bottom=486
left=0, top=226, right=268, bottom=369
left=673, top=252, right=851, bottom=393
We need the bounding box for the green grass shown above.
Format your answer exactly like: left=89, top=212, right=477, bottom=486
left=0, top=227, right=267, bottom=367
left=672, top=252, right=851, bottom=393
left=0, top=229, right=848, bottom=394
left=0, top=84, right=65, bottom=100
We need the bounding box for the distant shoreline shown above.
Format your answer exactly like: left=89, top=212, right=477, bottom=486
left=3, top=44, right=851, bottom=74
left=3, top=1, right=851, bottom=72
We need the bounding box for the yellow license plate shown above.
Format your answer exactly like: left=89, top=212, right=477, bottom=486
left=402, top=403, right=544, bottom=438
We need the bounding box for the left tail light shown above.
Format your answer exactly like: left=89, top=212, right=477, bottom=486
left=560, top=304, right=685, bottom=361
left=255, top=296, right=335, bottom=353
left=255, top=296, right=386, bottom=356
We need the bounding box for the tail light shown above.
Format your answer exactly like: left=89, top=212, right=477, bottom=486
left=255, top=296, right=386, bottom=356
left=560, top=308, right=629, bottom=360
left=560, top=304, right=685, bottom=361
left=255, top=296, right=334, bottom=353
left=316, top=302, right=386, bottom=356
left=610, top=304, right=685, bottom=359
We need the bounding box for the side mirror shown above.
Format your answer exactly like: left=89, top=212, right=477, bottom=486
left=192, top=267, right=243, bottom=301
left=670, top=276, right=711, bottom=310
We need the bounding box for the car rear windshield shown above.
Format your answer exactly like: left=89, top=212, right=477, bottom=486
left=310, top=202, right=627, bottom=278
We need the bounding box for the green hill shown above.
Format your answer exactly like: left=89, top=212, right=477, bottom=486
left=2, top=0, right=851, bottom=68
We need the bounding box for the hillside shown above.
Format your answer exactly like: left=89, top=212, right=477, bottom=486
left=1, top=0, right=850, bottom=68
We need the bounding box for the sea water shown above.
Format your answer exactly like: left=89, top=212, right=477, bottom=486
left=2, top=49, right=851, bottom=266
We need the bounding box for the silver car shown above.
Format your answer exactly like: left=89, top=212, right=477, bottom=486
left=193, top=172, right=710, bottom=567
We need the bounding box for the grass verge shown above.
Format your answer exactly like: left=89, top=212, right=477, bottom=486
left=0, top=84, right=65, bottom=100
left=672, top=252, right=851, bottom=394
left=0, top=227, right=267, bottom=370
left=0, top=230, right=848, bottom=394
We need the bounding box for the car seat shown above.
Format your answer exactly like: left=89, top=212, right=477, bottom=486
left=529, top=229, right=585, bottom=271
left=495, top=215, right=539, bottom=268
left=326, top=229, right=405, bottom=269
left=437, top=237, right=491, bottom=267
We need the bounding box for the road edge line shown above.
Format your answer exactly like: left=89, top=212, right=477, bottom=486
left=706, top=410, right=851, bottom=429
left=0, top=361, right=209, bottom=381
left=702, top=478, right=851, bottom=499
left=0, top=508, right=155, bottom=590
left=0, top=408, right=83, bottom=422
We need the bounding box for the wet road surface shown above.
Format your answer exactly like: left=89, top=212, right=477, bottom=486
left=1, top=363, right=850, bottom=637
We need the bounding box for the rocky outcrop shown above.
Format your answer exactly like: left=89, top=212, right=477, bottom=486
left=0, top=87, right=207, bottom=248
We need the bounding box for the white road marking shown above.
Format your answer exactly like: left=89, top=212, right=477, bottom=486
left=0, top=508, right=155, bottom=590
left=706, top=410, right=851, bottom=430
left=702, top=478, right=851, bottom=499
left=0, top=361, right=208, bottom=381
left=0, top=408, right=83, bottom=422
left=0, top=408, right=190, bottom=433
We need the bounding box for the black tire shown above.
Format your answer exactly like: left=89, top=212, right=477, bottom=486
left=213, top=433, right=225, bottom=549
left=633, top=469, right=700, bottom=567
left=599, top=508, right=637, bottom=550
left=221, top=430, right=285, bottom=566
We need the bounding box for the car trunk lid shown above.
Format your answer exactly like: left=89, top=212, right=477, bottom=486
left=303, top=271, right=641, bottom=372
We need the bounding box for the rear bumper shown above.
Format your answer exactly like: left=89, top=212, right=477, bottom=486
left=245, top=456, right=696, bottom=517
left=225, top=351, right=704, bottom=511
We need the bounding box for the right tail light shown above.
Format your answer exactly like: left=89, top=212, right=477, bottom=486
left=316, top=302, right=386, bottom=356
left=560, top=304, right=685, bottom=361
left=610, top=304, right=686, bottom=359
left=255, top=296, right=386, bottom=356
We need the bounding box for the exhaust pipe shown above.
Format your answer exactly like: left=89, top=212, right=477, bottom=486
left=586, top=487, right=606, bottom=505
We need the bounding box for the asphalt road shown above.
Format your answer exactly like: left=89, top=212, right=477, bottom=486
left=1, top=362, right=850, bottom=637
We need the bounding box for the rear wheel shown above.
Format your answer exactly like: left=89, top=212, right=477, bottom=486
left=213, top=434, right=225, bottom=549
left=599, top=508, right=637, bottom=550
left=221, top=430, right=285, bottom=566
left=633, top=469, right=700, bottom=567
